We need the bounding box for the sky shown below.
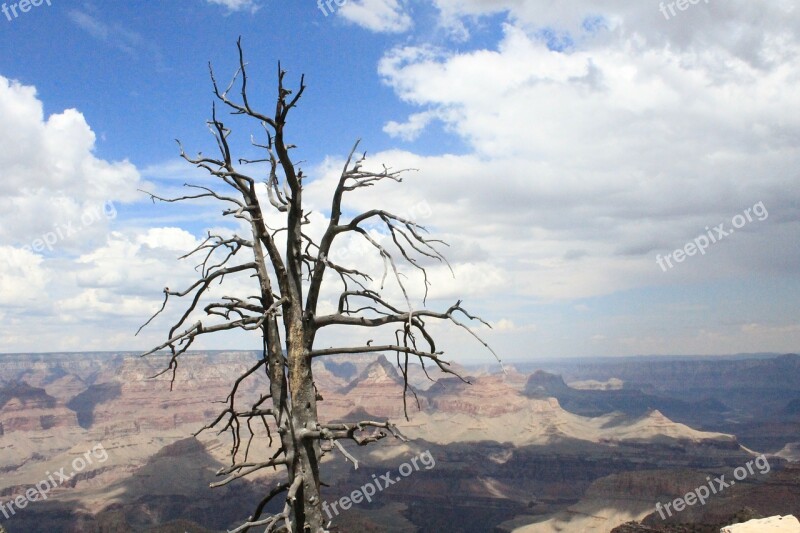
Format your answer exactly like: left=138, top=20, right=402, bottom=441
left=0, top=0, right=798, bottom=362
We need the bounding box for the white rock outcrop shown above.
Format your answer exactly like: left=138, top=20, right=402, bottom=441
left=720, top=515, right=800, bottom=532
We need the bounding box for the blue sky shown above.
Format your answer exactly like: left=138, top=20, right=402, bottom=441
left=0, top=0, right=798, bottom=362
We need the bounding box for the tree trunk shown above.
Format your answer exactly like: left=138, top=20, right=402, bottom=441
left=288, top=341, right=323, bottom=531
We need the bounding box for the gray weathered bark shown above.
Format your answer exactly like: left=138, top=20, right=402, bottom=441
left=138, top=39, right=499, bottom=532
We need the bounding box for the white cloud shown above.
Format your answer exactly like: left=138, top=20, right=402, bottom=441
left=0, top=76, right=142, bottom=250
left=492, top=318, right=516, bottom=331
left=0, top=224, right=252, bottom=352
left=338, top=0, right=413, bottom=33
left=0, top=247, right=50, bottom=307
left=3, top=2, right=800, bottom=359
left=369, top=20, right=800, bottom=305
left=383, top=111, right=437, bottom=141
left=0, top=79, right=209, bottom=352
left=303, top=2, right=800, bottom=357
left=206, top=0, right=260, bottom=13
left=432, top=0, right=800, bottom=69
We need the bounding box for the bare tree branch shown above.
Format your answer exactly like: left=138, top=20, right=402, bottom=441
left=139, top=39, right=499, bottom=533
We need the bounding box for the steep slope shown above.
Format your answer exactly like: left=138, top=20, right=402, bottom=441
left=326, top=355, right=428, bottom=419
left=402, top=380, right=734, bottom=448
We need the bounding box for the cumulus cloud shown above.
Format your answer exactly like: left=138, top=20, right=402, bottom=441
left=300, top=0, right=800, bottom=356
left=370, top=18, right=800, bottom=305
left=0, top=225, right=239, bottom=352
left=338, top=0, right=413, bottom=33
left=433, top=0, right=800, bottom=68
left=383, top=111, right=437, bottom=141
left=3, top=2, right=800, bottom=358
left=0, top=247, right=50, bottom=308
left=0, top=78, right=194, bottom=352
left=0, top=76, right=142, bottom=250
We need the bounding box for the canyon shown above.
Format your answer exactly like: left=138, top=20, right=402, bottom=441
left=0, top=352, right=798, bottom=532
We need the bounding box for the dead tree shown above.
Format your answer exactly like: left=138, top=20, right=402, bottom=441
left=138, top=39, right=499, bottom=533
